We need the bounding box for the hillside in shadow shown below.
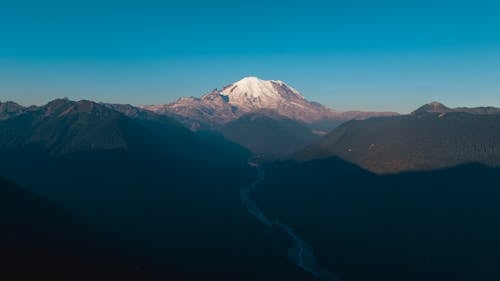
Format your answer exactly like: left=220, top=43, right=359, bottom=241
left=0, top=176, right=169, bottom=281
left=253, top=157, right=500, bottom=281
left=297, top=109, right=500, bottom=173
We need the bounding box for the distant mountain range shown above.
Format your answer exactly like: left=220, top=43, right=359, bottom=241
left=140, top=76, right=397, bottom=158
left=142, top=76, right=398, bottom=128
left=412, top=101, right=500, bottom=115
left=3, top=89, right=500, bottom=167
left=297, top=102, right=500, bottom=173
left=0, top=77, right=399, bottom=160
left=0, top=98, right=242, bottom=156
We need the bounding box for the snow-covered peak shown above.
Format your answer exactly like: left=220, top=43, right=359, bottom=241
left=220, top=77, right=305, bottom=111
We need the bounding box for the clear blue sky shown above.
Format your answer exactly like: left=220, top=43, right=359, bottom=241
left=1, top=0, right=499, bottom=113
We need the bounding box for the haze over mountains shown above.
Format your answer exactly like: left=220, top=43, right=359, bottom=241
left=0, top=77, right=401, bottom=161
left=2, top=79, right=499, bottom=166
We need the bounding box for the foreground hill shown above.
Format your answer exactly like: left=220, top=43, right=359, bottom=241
left=253, top=157, right=500, bottom=281
left=0, top=176, right=164, bottom=281
left=297, top=102, right=500, bottom=173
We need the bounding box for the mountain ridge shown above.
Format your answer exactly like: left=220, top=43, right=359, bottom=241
left=0, top=99, right=130, bottom=154
left=412, top=101, right=500, bottom=115
left=296, top=102, right=500, bottom=173
left=142, top=77, right=398, bottom=128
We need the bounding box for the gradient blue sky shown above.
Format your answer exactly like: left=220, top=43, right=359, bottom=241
left=1, top=0, right=499, bottom=113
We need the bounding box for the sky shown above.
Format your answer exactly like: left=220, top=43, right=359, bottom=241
left=0, top=0, right=499, bottom=113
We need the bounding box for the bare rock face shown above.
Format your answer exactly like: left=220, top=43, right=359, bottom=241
left=142, top=77, right=398, bottom=127
left=160, top=90, right=240, bottom=125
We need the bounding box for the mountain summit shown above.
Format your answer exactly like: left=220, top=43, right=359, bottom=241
left=143, top=77, right=396, bottom=127
left=412, top=101, right=452, bottom=115
left=218, top=76, right=333, bottom=122
left=219, top=77, right=305, bottom=110
left=0, top=101, right=25, bottom=120
left=412, top=101, right=500, bottom=116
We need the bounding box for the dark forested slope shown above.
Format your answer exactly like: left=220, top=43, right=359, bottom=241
left=297, top=104, right=500, bottom=173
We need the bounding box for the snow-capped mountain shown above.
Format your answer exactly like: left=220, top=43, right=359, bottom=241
left=217, top=77, right=333, bottom=122
left=142, top=77, right=397, bottom=126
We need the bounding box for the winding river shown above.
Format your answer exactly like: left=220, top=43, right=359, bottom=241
left=240, top=163, right=339, bottom=281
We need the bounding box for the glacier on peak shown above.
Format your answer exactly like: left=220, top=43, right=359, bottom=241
left=219, top=76, right=306, bottom=111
